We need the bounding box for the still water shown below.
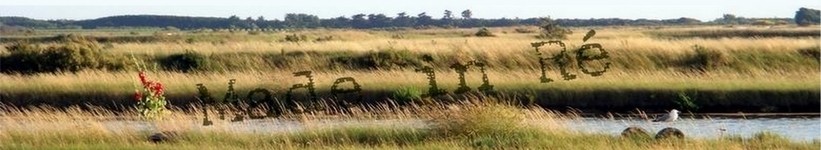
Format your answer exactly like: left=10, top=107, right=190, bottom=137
left=566, top=117, right=820, bottom=141
left=99, top=117, right=820, bottom=141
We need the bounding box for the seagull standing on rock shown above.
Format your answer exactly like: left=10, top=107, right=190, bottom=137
left=653, top=109, right=680, bottom=122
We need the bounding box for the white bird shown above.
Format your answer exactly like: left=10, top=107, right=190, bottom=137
left=652, top=109, right=680, bottom=122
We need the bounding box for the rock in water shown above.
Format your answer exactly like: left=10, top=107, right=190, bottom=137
left=655, top=127, right=685, bottom=139
left=621, top=126, right=650, bottom=138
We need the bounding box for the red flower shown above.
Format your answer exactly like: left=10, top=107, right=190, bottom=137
left=152, top=83, right=164, bottom=96
left=144, top=81, right=153, bottom=88
left=138, top=71, right=148, bottom=85
left=134, top=91, right=142, bottom=101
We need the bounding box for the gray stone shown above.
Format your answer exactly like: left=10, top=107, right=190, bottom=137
left=655, top=127, right=685, bottom=139
left=621, top=126, right=650, bottom=138
left=148, top=131, right=178, bottom=143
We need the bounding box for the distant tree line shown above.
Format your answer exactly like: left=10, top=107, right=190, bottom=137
left=0, top=8, right=816, bottom=30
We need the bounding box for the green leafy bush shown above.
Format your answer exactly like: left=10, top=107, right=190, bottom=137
left=675, top=92, right=700, bottom=111
left=795, top=7, right=820, bottom=26
left=797, top=47, right=820, bottom=62
left=331, top=50, right=424, bottom=70
left=688, top=45, right=730, bottom=71
left=474, top=28, right=495, bottom=37
left=315, top=35, right=335, bottom=42
left=536, top=18, right=572, bottom=39
left=283, top=34, right=308, bottom=42
left=0, top=35, right=113, bottom=74
left=160, top=50, right=209, bottom=72
left=392, top=86, right=423, bottom=104
left=514, top=28, right=536, bottom=33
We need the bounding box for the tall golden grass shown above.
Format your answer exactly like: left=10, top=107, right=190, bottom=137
left=0, top=69, right=816, bottom=94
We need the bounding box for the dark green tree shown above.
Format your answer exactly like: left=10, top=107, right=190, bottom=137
left=255, top=16, right=270, bottom=28
left=351, top=14, right=368, bottom=28
left=715, top=14, right=738, bottom=24
left=441, top=10, right=455, bottom=27
left=416, top=12, right=433, bottom=27
left=256, top=16, right=265, bottom=22
left=284, top=13, right=320, bottom=28
left=228, top=15, right=240, bottom=21
left=244, top=17, right=259, bottom=29
left=322, top=16, right=351, bottom=28
left=367, top=14, right=392, bottom=28
left=443, top=10, right=454, bottom=20
left=795, top=7, right=820, bottom=26
left=669, top=17, right=701, bottom=25
left=393, top=12, right=415, bottom=27
left=712, top=14, right=757, bottom=24
left=461, top=9, right=473, bottom=19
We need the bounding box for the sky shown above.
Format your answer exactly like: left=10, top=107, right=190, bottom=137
left=0, top=0, right=818, bottom=21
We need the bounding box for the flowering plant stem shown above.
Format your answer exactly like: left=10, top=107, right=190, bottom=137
left=133, top=59, right=167, bottom=119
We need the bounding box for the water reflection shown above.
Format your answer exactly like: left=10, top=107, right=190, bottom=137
left=70, top=116, right=821, bottom=142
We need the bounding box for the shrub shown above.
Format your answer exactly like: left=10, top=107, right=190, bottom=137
left=474, top=28, right=495, bottom=37
left=0, top=35, right=110, bottom=74
left=247, top=31, right=261, bottom=35
left=0, top=43, right=43, bottom=74
left=184, top=37, right=198, bottom=44
left=315, top=36, right=335, bottom=42
left=392, top=86, right=423, bottom=104
left=160, top=50, right=209, bottom=72
left=675, top=92, right=700, bottom=111
left=688, top=45, right=730, bottom=71
left=331, top=50, right=424, bottom=70
left=431, top=102, right=526, bottom=138
left=798, top=47, right=820, bottom=62
left=514, top=28, right=535, bottom=33
left=537, top=18, right=572, bottom=39
left=284, top=34, right=308, bottom=42
left=391, top=34, right=405, bottom=39
left=795, top=7, right=820, bottom=26
left=430, top=102, right=542, bottom=148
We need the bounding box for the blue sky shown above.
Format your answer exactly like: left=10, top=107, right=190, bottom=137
left=0, top=0, right=818, bottom=21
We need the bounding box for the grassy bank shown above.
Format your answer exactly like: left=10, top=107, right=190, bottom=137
left=0, top=100, right=817, bottom=149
